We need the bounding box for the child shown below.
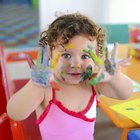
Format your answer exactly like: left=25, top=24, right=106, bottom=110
left=7, top=13, right=133, bottom=140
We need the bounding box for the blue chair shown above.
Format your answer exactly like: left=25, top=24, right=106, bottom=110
left=127, top=129, right=140, bottom=140
left=1, top=0, right=14, bottom=4
left=15, top=0, right=30, bottom=5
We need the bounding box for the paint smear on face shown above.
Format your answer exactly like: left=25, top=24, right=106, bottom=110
left=60, top=70, right=65, bottom=81
left=80, top=48, right=86, bottom=53
left=83, top=45, right=103, bottom=65
left=60, top=70, right=64, bottom=77
left=81, top=65, right=93, bottom=82
left=65, top=44, right=75, bottom=49
left=73, top=64, right=79, bottom=68
left=56, top=64, right=65, bottom=80
left=51, top=52, right=61, bottom=69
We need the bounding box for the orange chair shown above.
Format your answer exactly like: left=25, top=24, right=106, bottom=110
left=0, top=63, right=13, bottom=140
left=0, top=44, right=41, bottom=140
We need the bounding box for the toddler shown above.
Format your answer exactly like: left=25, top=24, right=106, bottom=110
left=7, top=13, right=133, bottom=140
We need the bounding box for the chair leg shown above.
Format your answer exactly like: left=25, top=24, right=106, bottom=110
left=121, top=128, right=129, bottom=140
left=121, top=128, right=138, bottom=140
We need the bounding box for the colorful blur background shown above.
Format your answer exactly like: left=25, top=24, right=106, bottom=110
left=0, top=1, right=140, bottom=140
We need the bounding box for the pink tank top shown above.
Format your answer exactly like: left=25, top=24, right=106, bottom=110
left=36, top=86, right=97, bottom=140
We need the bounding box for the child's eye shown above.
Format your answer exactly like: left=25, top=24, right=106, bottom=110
left=81, top=54, right=90, bottom=59
left=61, top=53, right=71, bottom=59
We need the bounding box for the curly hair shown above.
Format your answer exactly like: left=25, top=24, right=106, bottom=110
left=39, top=13, right=106, bottom=58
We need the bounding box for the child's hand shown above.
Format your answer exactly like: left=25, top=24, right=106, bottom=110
left=26, top=47, right=52, bottom=87
left=88, top=43, right=131, bottom=85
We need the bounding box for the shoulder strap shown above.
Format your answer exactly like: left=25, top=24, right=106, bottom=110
left=91, top=86, right=96, bottom=95
left=91, top=86, right=98, bottom=105
left=52, top=88, right=56, bottom=100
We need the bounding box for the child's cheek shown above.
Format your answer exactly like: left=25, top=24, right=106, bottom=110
left=59, top=58, right=70, bottom=67
left=84, top=59, right=92, bottom=65
left=84, top=59, right=94, bottom=70
left=84, top=59, right=91, bottom=63
left=56, top=62, right=68, bottom=80
left=56, top=61, right=66, bottom=72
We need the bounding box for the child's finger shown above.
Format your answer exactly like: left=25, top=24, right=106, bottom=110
left=117, top=56, right=131, bottom=66
left=104, top=48, right=115, bottom=75
left=42, top=46, right=50, bottom=66
left=36, top=47, right=44, bottom=65
left=91, top=51, right=104, bottom=65
left=85, top=45, right=104, bottom=65
left=88, top=72, right=104, bottom=85
left=110, top=42, right=119, bottom=65
left=25, top=54, right=35, bottom=68
left=88, top=68, right=104, bottom=85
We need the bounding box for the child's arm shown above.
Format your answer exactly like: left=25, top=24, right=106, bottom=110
left=90, top=43, right=133, bottom=99
left=96, top=70, right=133, bottom=99
left=7, top=80, right=45, bottom=120
left=7, top=47, right=52, bottom=120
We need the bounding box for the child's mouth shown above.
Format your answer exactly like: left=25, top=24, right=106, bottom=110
left=68, top=73, right=82, bottom=78
left=69, top=73, right=81, bottom=75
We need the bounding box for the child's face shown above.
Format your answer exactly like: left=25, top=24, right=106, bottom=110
left=50, top=35, right=97, bottom=85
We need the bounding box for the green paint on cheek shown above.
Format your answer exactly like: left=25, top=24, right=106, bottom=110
left=60, top=70, right=64, bottom=77
left=60, top=70, right=65, bottom=81
left=59, top=70, right=65, bottom=81
left=88, top=73, right=104, bottom=85
left=81, top=65, right=93, bottom=81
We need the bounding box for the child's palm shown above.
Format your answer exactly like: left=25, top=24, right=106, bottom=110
left=89, top=43, right=131, bottom=85
left=26, top=47, right=52, bottom=87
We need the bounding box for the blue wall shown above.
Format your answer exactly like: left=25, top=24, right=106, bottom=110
left=101, top=24, right=129, bottom=44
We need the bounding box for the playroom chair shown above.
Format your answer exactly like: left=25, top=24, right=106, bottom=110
left=0, top=43, right=41, bottom=140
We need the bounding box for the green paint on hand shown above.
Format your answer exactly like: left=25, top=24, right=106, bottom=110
left=83, top=45, right=103, bottom=65
left=88, top=73, right=104, bottom=85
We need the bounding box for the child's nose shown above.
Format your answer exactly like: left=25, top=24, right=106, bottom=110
left=70, top=58, right=82, bottom=68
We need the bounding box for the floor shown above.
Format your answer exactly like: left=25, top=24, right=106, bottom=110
left=95, top=107, right=122, bottom=140
left=0, top=3, right=123, bottom=140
